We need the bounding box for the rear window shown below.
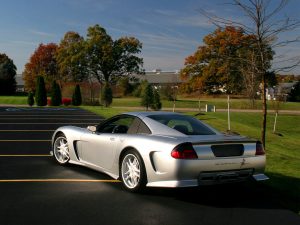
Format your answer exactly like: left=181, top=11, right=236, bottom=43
left=147, top=114, right=216, bottom=135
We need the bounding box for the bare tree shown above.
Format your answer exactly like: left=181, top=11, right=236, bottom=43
left=200, top=0, right=300, bottom=147
left=239, top=49, right=260, bottom=108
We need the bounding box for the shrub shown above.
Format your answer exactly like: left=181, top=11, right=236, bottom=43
left=72, top=84, right=82, bottom=106
left=151, top=89, right=162, bottom=110
left=101, top=83, right=113, bottom=107
left=62, top=98, right=72, bottom=106
left=27, top=92, right=34, bottom=106
left=50, top=81, right=62, bottom=106
left=35, top=76, right=47, bottom=106
left=47, top=98, right=52, bottom=106
left=141, top=83, right=154, bottom=111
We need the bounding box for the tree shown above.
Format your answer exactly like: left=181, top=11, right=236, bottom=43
left=287, top=81, right=300, bottom=102
left=85, top=24, right=144, bottom=84
left=141, top=84, right=154, bottom=111
left=181, top=26, right=256, bottom=94
left=151, top=89, right=162, bottom=111
left=132, top=80, right=148, bottom=97
left=27, top=92, right=34, bottom=106
left=56, top=31, right=88, bottom=83
left=35, top=76, right=47, bottom=106
left=199, top=0, right=300, bottom=147
left=23, top=43, right=58, bottom=92
left=0, top=53, right=17, bottom=95
left=50, top=81, right=62, bottom=106
left=118, top=77, right=133, bottom=96
left=101, top=83, right=113, bottom=107
left=72, top=84, right=82, bottom=106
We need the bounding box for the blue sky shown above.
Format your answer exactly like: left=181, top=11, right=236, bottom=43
left=0, top=0, right=300, bottom=74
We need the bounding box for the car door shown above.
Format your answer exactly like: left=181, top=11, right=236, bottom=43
left=79, top=115, right=135, bottom=170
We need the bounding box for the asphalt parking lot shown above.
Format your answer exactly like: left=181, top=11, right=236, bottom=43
left=0, top=106, right=299, bottom=225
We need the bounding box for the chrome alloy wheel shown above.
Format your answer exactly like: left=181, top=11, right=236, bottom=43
left=53, top=136, right=70, bottom=164
left=121, top=154, right=141, bottom=189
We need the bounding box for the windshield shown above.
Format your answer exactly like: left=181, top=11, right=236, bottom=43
left=147, top=114, right=216, bottom=135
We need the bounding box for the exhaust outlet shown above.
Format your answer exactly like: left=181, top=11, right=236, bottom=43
left=252, top=174, right=269, bottom=181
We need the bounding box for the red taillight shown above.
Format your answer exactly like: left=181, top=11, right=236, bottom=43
left=256, top=141, right=265, bottom=156
left=171, top=143, right=198, bottom=159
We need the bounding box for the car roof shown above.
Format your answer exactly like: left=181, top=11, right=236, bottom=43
left=122, top=111, right=181, bottom=119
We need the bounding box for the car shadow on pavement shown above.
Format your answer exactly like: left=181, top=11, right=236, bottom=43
left=138, top=175, right=300, bottom=215
left=50, top=159, right=299, bottom=214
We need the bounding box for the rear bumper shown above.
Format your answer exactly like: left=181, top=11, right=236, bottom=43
left=147, top=172, right=269, bottom=188
left=146, top=151, right=267, bottom=188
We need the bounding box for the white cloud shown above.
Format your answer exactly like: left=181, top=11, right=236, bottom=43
left=30, top=29, right=56, bottom=37
left=154, top=9, right=177, bottom=17
left=174, top=15, right=212, bottom=28
left=10, top=40, right=37, bottom=46
left=137, top=33, right=200, bottom=51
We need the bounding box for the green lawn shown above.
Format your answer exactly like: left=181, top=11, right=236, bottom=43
left=81, top=106, right=300, bottom=214
left=1, top=95, right=300, bottom=111
left=112, top=97, right=300, bottom=110
left=81, top=106, right=136, bottom=118
left=0, top=96, right=27, bottom=105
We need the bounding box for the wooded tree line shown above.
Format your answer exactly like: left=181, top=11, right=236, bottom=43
left=0, top=53, right=17, bottom=95
left=23, top=24, right=144, bottom=105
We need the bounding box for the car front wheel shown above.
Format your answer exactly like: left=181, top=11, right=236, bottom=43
left=120, top=150, right=146, bottom=192
left=53, top=134, right=70, bottom=165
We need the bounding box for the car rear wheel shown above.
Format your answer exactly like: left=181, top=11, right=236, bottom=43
left=120, top=150, right=146, bottom=192
left=53, top=134, right=70, bottom=165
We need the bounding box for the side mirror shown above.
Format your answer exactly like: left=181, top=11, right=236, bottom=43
left=87, top=125, right=97, bottom=133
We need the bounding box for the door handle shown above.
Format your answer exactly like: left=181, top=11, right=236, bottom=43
left=110, top=137, right=115, bottom=141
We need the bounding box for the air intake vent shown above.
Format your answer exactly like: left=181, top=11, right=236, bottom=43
left=211, top=144, right=244, bottom=157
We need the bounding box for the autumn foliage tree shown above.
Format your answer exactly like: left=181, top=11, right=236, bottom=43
left=181, top=26, right=257, bottom=94
left=23, top=43, right=58, bottom=92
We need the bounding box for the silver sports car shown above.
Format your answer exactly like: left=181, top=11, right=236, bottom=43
left=51, top=111, right=268, bottom=192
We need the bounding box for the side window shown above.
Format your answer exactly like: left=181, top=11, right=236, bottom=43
left=97, top=116, right=135, bottom=134
left=137, top=120, right=151, bottom=134
left=127, top=118, right=152, bottom=134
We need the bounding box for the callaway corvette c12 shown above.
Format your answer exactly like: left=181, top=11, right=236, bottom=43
left=51, top=112, right=268, bottom=192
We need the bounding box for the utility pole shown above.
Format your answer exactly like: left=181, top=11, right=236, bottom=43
left=227, top=95, right=231, bottom=131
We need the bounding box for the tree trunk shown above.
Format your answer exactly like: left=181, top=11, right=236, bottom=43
left=261, top=74, right=267, bottom=148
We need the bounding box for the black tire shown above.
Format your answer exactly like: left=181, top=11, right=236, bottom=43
left=53, top=133, right=70, bottom=165
left=120, top=150, right=147, bottom=193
